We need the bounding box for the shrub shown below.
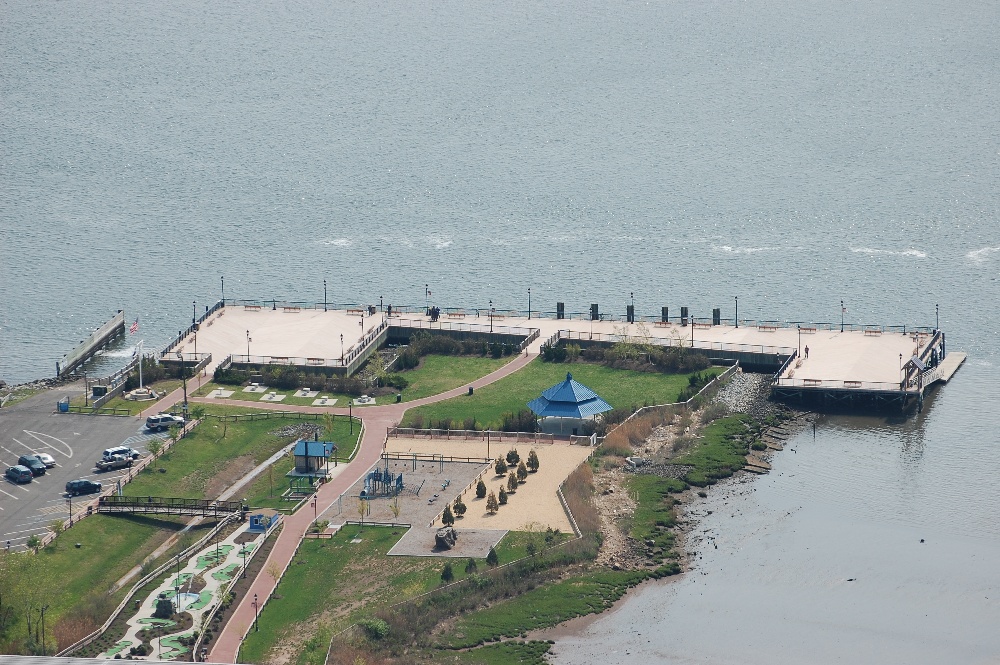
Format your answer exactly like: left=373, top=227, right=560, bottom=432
left=453, top=497, right=467, bottom=517
left=358, top=617, right=390, bottom=640
left=516, top=461, right=528, bottom=482
left=486, top=547, right=499, bottom=567
left=527, top=449, right=540, bottom=472
left=441, top=563, right=454, bottom=583
left=442, top=505, right=455, bottom=526
left=486, top=491, right=499, bottom=514
left=476, top=480, right=487, bottom=499
left=506, top=448, right=521, bottom=465
left=495, top=457, right=508, bottom=476
left=507, top=472, right=518, bottom=493
left=498, top=487, right=508, bottom=505
left=500, top=409, right=538, bottom=433
left=465, top=558, right=478, bottom=574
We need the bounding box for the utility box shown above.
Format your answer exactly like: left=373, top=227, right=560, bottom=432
left=681, top=307, right=689, bottom=326
left=590, top=304, right=599, bottom=321
left=712, top=308, right=721, bottom=325
left=92, top=385, right=109, bottom=398
left=556, top=302, right=565, bottom=320
left=661, top=306, right=669, bottom=323
left=627, top=305, right=635, bottom=323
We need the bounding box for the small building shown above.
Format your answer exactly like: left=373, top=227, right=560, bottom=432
left=527, top=372, right=613, bottom=436
left=248, top=508, right=281, bottom=533
left=289, top=439, right=337, bottom=480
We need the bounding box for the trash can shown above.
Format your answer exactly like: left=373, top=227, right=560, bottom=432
left=57, top=397, right=70, bottom=413
left=468, top=386, right=474, bottom=396
left=396, top=394, right=402, bottom=403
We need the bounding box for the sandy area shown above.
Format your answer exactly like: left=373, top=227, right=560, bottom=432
left=384, top=437, right=594, bottom=533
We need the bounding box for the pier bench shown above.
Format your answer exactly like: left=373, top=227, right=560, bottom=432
left=489, top=314, right=505, bottom=320
left=843, top=380, right=862, bottom=388
left=346, top=308, right=364, bottom=316
left=269, top=357, right=290, bottom=364
left=447, top=311, right=466, bottom=318
left=803, top=379, right=822, bottom=386
left=654, top=321, right=671, bottom=327
left=864, top=328, right=882, bottom=336
left=244, top=305, right=262, bottom=311
left=757, top=324, right=779, bottom=331
left=799, top=326, right=817, bottom=334
left=283, top=305, right=301, bottom=313
left=693, top=322, right=712, bottom=329
left=307, top=358, right=325, bottom=366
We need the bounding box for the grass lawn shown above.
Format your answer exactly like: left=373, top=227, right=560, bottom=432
left=453, top=641, right=552, bottom=665
left=192, top=381, right=363, bottom=408
left=397, top=354, right=513, bottom=401
left=404, top=360, right=722, bottom=430
left=124, top=414, right=359, bottom=500
left=85, top=379, right=184, bottom=414
left=674, top=414, right=752, bottom=486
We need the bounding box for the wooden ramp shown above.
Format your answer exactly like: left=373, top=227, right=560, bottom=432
left=930, top=352, right=967, bottom=384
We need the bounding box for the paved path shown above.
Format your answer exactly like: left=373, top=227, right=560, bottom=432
left=207, top=350, right=536, bottom=663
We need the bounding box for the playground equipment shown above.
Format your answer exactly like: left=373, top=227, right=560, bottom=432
left=360, top=465, right=404, bottom=498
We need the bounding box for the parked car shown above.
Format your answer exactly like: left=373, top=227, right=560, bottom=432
left=17, top=455, right=46, bottom=476
left=95, top=455, right=133, bottom=472
left=66, top=479, right=103, bottom=496
left=102, top=446, right=141, bottom=461
left=145, top=413, right=185, bottom=432
left=34, top=452, right=56, bottom=468
left=5, top=465, right=32, bottom=484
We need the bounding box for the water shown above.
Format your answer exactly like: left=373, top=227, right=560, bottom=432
left=2, top=0, right=998, bottom=660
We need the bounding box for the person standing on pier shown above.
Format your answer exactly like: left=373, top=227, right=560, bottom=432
left=805, top=345, right=810, bottom=359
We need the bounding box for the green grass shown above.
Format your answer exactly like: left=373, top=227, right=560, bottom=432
left=90, top=380, right=184, bottom=414
left=674, top=414, right=751, bottom=486
left=438, top=569, right=650, bottom=649
left=397, top=354, right=513, bottom=401
left=404, top=359, right=722, bottom=430
left=238, top=527, right=447, bottom=664
left=625, top=474, right=684, bottom=563
left=125, top=414, right=358, bottom=500
left=191, top=382, right=359, bottom=408
left=454, top=640, right=552, bottom=665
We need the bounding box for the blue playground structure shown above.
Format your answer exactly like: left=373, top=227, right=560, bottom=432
left=360, top=464, right=404, bottom=498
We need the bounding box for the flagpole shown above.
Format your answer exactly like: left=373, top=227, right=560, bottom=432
left=137, top=340, right=144, bottom=389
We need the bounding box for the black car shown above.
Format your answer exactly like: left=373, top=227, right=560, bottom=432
left=66, top=479, right=103, bottom=496
left=17, top=455, right=46, bottom=476
left=5, top=465, right=32, bottom=483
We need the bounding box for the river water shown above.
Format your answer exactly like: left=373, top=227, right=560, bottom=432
left=2, top=0, right=998, bottom=661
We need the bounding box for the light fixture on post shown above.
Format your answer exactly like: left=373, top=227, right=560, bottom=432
left=797, top=325, right=802, bottom=357
left=176, top=351, right=188, bottom=415
left=735, top=296, right=738, bottom=328
left=253, top=593, right=259, bottom=632
left=246, top=330, right=251, bottom=362
left=527, top=288, right=531, bottom=320
left=841, top=300, right=845, bottom=333
left=221, top=275, right=225, bottom=304
left=324, top=279, right=327, bottom=312
left=340, top=333, right=344, bottom=363
left=192, top=301, right=196, bottom=326
left=935, top=303, right=939, bottom=330
left=241, top=545, right=247, bottom=578
left=489, top=300, right=494, bottom=333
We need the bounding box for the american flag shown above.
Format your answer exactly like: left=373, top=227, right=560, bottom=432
left=129, top=318, right=139, bottom=334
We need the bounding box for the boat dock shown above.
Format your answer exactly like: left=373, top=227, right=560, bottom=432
left=164, top=301, right=961, bottom=414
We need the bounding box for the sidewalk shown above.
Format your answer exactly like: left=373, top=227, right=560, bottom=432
left=207, top=351, right=536, bottom=662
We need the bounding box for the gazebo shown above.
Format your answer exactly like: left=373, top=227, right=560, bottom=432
left=527, top=372, right=613, bottom=436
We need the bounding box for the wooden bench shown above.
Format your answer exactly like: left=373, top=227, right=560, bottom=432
left=864, top=328, right=882, bottom=336
left=693, top=322, right=712, bottom=329
left=307, top=358, right=325, bottom=366
left=654, top=321, right=671, bottom=327
left=269, top=357, right=290, bottom=364
left=803, top=379, right=822, bottom=387
left=346, top=308, right=364, bottom=316
left=757, top=324, right=779, bottom=331
left=244, top=305, right=262, bottom=311
left=490, top=314, right=505, bottom=321
left=283, top=306, right=301, bottom=313
left=447, top=311, right=466, bottom=318
left=799, top=326, right=817, bottom=334
left=843, top=380, right=862, bottom=388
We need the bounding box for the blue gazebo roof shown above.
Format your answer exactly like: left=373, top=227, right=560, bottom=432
left=293, top=440, right=337, bottom=457
left=527, top=372, right=613, bottom=419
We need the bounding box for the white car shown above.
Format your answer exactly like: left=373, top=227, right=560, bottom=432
left=34, top=452, right=56, bottom=468
left=145, top=413, right=186, bottom=432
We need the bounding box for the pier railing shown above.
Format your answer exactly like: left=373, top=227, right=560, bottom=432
left=553, top=329, right=795, bottom=356
left=772, top=377, right=908, bottom=392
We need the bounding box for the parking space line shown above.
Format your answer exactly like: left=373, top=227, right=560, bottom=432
left=23, top=430, right=74, bottom=458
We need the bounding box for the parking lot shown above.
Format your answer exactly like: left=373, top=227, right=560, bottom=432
left=0, top=387, right=167, bottom=552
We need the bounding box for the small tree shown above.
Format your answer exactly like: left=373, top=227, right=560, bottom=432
left=442, top=504, right=455, bottom=526
left=526, top=540, right=537, bottom=557
left=147, top=439, right=163, bottom=458
left=168, top=423, right=182, bottom=442
left=527, top=449, right=540, bottom=472
left=389, top=496, right=401, bottom=522
left=507, top=472, right=518, bottom=493
left=26, top=534, right=42, bottom=553
left=357, top=498, right=369, bottom=530
left=516, top=461, right=528, bottom=482
left=486, top=547, right=499, bottom=567
left=476, top=479, right=487, bottom=499
left=505, top=448, right=520, bottom=466
left=494, top=457, right=508, bottom=476
left=189, top=404, right=206, bottom=422
left=465, top=558, right=478, bottom=574
left=498, top=487, right=508, bottom=505
left=453, top=496, right=467, bottom=517
left=441, top=562, right=454, bottom=583
left=485, top=491, right=499, bottom=514
left=153, top=595, right=174, bottom=619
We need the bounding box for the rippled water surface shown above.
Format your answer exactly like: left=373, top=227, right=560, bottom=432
left=2, top=0, right=999, bottom=660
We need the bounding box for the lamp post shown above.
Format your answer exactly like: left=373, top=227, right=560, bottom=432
left=174, top=553, right=181, bottom=612
left=40, top=605, right=48, bottom=655
left=691, top=312, right=695, bottom=346
left=324, top=279, right=327, bottom=312
left=425, top=284, right=429, bottom=314
left=797, top=325, right=801, bottom=356
left=67, top=497, right=72, bottom=526
left=312, top=496, right=317, bottom=522
left=246, top=330, right=251, bottom=362
left=84, top=371, right=88, bottom=407
left=176, top=351, right=188, bottom=413
left=935, top=303, right=939, bottom=330
left=841, top=300, right=845, bottom=333
left=489, top=300, right=494, bottom=333
left=735, top=296, right=738, bottom=328
left=192, top=301, right=196, bottom=326
left=527, top=287, right=531, bottom=320
left=241, top=545, right=247, bottom=578
left=349, top=402, right=353, bottom=435
left=380, top=295, right=383, bottom=312
left=221, top=275, right=224, bottom=304
left=253, top=593, right=259, bottom=632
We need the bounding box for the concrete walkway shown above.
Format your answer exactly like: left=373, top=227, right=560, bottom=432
left=207, top=350, right=537, bottom=663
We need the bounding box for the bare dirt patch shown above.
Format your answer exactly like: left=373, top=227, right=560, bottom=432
left=205, top=454, right=257, bottom=499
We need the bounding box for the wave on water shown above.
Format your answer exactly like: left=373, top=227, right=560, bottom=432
left=426, top=236, right=453, bottom=249
left=966, top=246, right=1000, bottom=262
left=317, top=237, right=353, bottom=247
left=713, top=245, right=781, bottom=254
left=851, top=247, right=927, bottom=258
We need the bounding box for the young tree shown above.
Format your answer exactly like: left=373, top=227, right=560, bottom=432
left=486, top=547, right=499, bottom=567
left=485, top=491, right=499, bottom=514
left=389, top=496, right=401, bottom=522
left=465, top=558, right=478, bottom=574
left=441, top=562, right=454, bottom=583
left=476, top=479, right=487, bottom=499
left=505, top=448, right=520, bottom=466
left=453, top=496, right=467, bottom=517
left=507, top=472, right=518, bottom=493
left=498, top=487, right=508, bottom=505
left=189, top=404, right=206, bottom=422
left=526, top=540, right=537, bottom=557
left=495, top=457, right=508, bottom=476
left=442, top=504, right=455, bottom=526
left=516, top=461, right=528, bottom=482
left=357, top=498, right=369, bottom=529
left=322, top=412, right=336, bottom=439
left=26, top=535, right=41, bottom=553
left=527, top=449, right=540, bottom=472
left=147, top=439, right=163, bottom=458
